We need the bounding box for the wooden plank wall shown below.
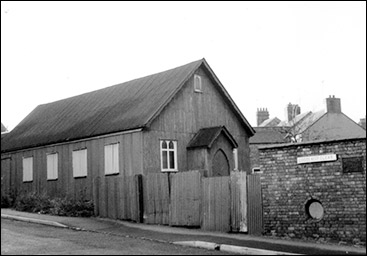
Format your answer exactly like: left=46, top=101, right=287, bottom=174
left=1, top=158, right=11, bottom=197
left=201, top=176, right=231, bottom=232
left=144, top=173, right=170, bottom=225
left=5, top=131, right=143, bottom=200
left=230, top=171, right=248, bottom=232
left=247, top=174, right=263, bottom=235
left=169, top=171, right=201, bottom=227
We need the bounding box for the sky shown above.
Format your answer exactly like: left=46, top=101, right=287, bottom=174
left=1, top=1, right=366, bottom=131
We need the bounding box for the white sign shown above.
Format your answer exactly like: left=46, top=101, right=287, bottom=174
left=297, top=154, right=337, bottom=164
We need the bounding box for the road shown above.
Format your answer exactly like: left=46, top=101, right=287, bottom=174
left=1, top=219, right=232, bottom=255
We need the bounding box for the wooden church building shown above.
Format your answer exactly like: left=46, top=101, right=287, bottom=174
left=1, top=58, right=255, bottom=200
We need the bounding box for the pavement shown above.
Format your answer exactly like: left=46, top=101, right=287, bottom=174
left=1, top=208, right=366, bottom=255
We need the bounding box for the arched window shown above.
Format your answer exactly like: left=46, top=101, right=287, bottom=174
left=160, top=140, right=178, bottom=172
left=194, top=74, right=202, bottom=92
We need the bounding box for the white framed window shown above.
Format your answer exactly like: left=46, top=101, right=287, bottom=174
left=47, top=153, right=58, bottom=180
left=23, top=157, right=33, bottom=182
left=72, top=149, right=87, bottom=178
left=194, top=74, right=202, bottom=92
left=160, top=140, right=178, bottom=172
left=104, top=143, right=119, bottom=175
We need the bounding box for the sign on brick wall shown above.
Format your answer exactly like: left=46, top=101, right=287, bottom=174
left=297, top=154, right=337, bottom=164
left=342, top=157, right=363, bottom=173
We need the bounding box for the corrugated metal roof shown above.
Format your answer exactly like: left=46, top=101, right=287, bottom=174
left=1, top=60, right=203, bottom=152
left=187, top=126, right=238, bottom=149
left=1, top=59, right=254, bottom=153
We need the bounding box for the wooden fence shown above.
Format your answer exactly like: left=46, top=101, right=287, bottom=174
left=247, top=174, right=263, bottom=235
left=93, top=175, right=143, bottom=222
left=144, top=173, right=169, bottom=225
left=92, top=171, right=262, bottom=234
left=169, top=171, right=201, bottom=227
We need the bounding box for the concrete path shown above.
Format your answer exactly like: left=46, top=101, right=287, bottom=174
left=2, top=209, right=366, bottom=255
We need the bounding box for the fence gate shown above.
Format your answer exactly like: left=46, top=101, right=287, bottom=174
left=201, top=176, right=231, bottom=232
left=247, top=174, right=263, bottom=235
left=230, top=171, right=247, bottom=232
left=169, top=171, right=201, bottom=227
left=144, top=173, right=170, bottom=225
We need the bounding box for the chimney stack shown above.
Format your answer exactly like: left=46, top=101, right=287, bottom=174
left=325, top=95, right=341, bottom=113
left=256, top=108, right=269, bottom=126
left=285, top=103, right=301, bottom=122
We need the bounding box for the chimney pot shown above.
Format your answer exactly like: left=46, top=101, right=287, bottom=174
left=256, top=107, right=269, bottom=126
left=285, top=103, right=301, bottom=122
left=325, top=95, right=341, bottom=113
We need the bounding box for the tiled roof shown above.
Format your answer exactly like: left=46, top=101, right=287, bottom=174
left=249, top=127, right=287, bottom=144
left=293, top=110, right=326, bottom=134
left=1, top=123, right=6, bottom=133
left=187, top=126, right=238, bottom=149
left=1, top=59, right=254, bottom=153
left=259, top=117, right=281, bottom=127
left=277, top=111, right=312, bottom=127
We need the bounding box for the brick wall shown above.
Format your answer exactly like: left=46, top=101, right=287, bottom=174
left=259, top=138, right=366, bottom=245
left=250, top=144, right=261, bottom=170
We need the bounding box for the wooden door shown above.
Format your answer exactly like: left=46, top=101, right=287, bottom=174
left=212, top=149, right=229, bottom=177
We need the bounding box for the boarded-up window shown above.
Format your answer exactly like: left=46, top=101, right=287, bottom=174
left=194, top=74, right=202, bottom=92
left=47, top=153, right=58, bottom=180
left=342, top=157, right=363, bottom=173
left=73, top=149, right=87, bottom=178
left=104, top=143, right=119, bottom=175
left=160, top=140, right=178, bottom=172
left=23, top=157, right=33, bottom=182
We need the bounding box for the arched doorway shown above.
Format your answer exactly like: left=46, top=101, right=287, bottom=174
left=212, top=149, right=230, bottom=177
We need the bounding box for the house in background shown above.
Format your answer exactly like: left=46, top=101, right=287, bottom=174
left=250, top=96, right=366, bottom=170
left=1, top=58, right=255, bottom=201
left=284, top=96, right=366, bottom=142
left=1, top=122, right=7, bottom=133
left=359, top=116, right=366, bottom=129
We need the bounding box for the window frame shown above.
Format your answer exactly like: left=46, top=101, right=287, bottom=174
left=72, top=148, right=88, bottom=178
left=104, top=143, right=120, bottom=175
left=47, top=152, right=58, bottom=181
left=194, top=74, right=202, bottom=93
left=160, top=140, right=178, bottom=172
left=22, top=156, right=33, bottom=182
